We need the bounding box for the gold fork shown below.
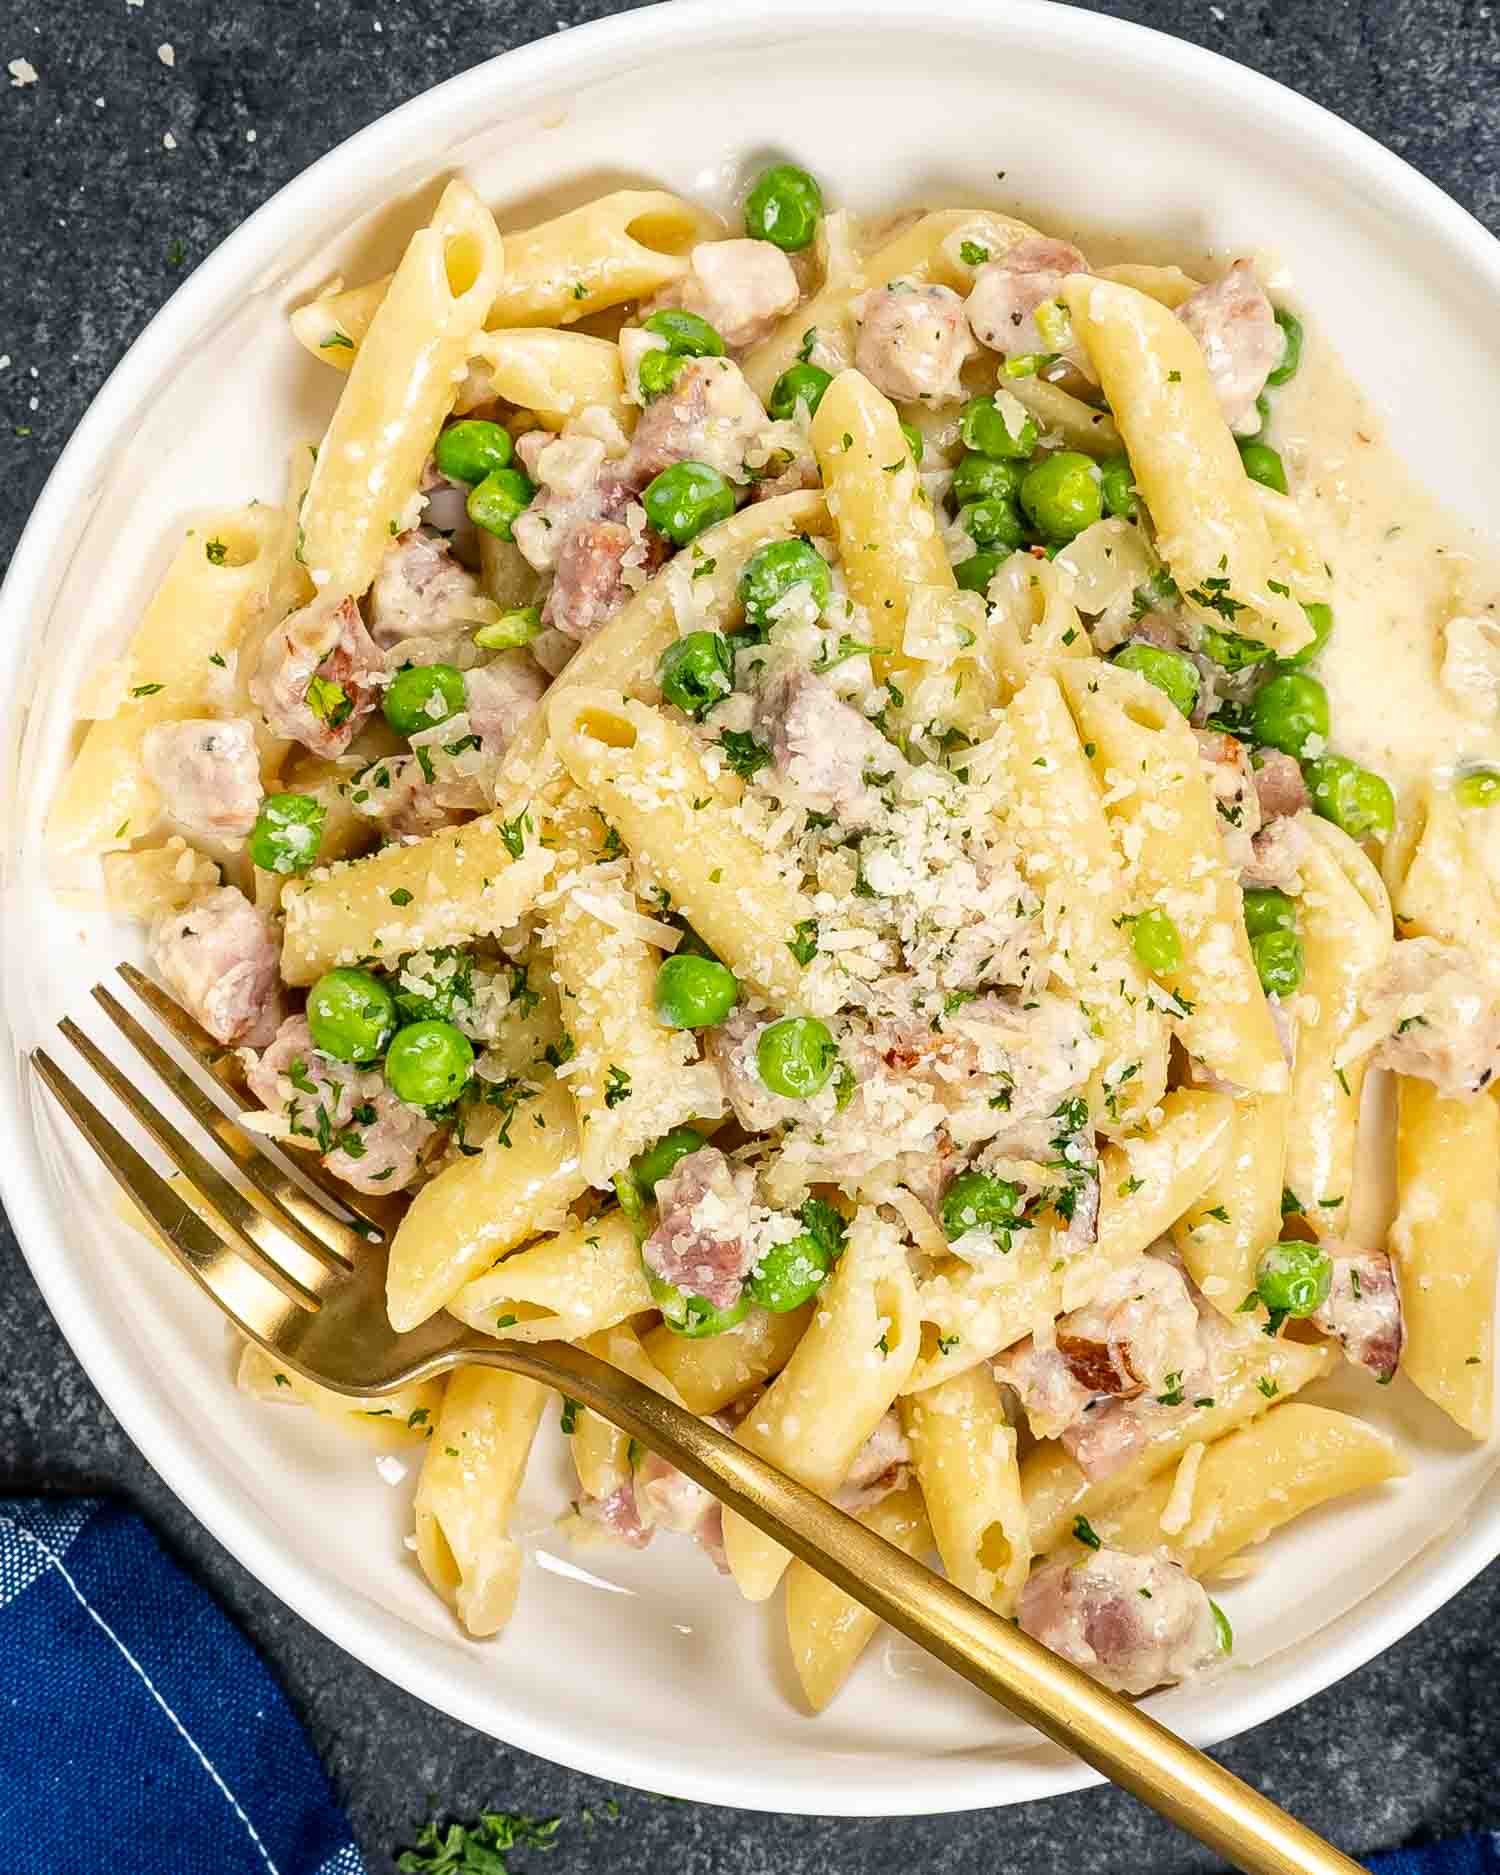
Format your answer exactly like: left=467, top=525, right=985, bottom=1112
left=32, top=964, right=1361, bottom=1875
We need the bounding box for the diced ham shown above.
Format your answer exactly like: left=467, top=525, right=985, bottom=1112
left=1241, top=812, right=1309, bottom=895
left=1059, top=1397, right=1154, bottom=1480
left=852, top=282, right=977, bottom=405
left=1362, top=938, right=1500, bottom=1096
left=512, top=446, right=630, bottom=576
left=751, top=664, right=904, bottom=828
left=635, top=1448, right=719, bottom=1536
left=245, top=1014, right=436, bottom=1193
left=1312, top=1248, right=1403, bottom=1383
left=645, top=238, right=801, bottom=351
left=963, top=237, right=1089, bottom=359
left=349, top=752, right=464, bottom=838
left=249, top=595, right=384, bottom=759
left=1019, top=1547, right=1221, bottom=1696
left=141, top=717, right=263, bottom=840
left=541, top=518, right=639, bottom=642
left=464, top=652, right=547, bottom=756
left=152, top=886, right=283, bottom=1047
left=367, top=530, right=487, bottom=650
left=1178, top=261, right=1283, bottom=435
left=1252, top=751, right=1310, bottom=822
left=833, top=1411, right=912, bottom=1514
left=643, top=1145, right=757, bottom=1310
left=573, top=1480, right=653, bottom=1549
left=1194, top=728, right=1262, bottom=871
left=622, top=355, right=770, bottom=486
left=910, top=990, right=1100, bottom=1131
left=992, top=1342, right=1095, bottom=1440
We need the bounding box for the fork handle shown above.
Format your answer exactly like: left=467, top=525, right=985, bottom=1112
left=479, top=1339, right=1360, bottom=1875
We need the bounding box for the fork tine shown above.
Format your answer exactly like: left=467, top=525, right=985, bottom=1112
left=32, top=1047, right=321, bottom=1315
left=58, top=1017, right=337, bottom=1303
left=89, top=985, right=358, bottom=1273
left=117, top=962, right=389, bottom=1239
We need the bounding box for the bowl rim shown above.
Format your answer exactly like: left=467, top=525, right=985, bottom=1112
left=4, top=0, right=1500, bottom=1816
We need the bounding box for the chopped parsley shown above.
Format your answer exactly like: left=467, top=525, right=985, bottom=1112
left=204, top=537, right=228, bottom=565
left=560, top=1397, right=580, bottom=1436
left=304, top=673, right=351, bottom=727
left=787, top=918, right=819, bottom=966
left=936, top=1333, right=961, bottom=1356
left=389, top=887, right=414, bottom=907
left=719, top=729, right=772, bottom=778
left=129, top=682, right=164, bottom=698
left=319, top=331, right=356, bottom=351
left=1256, top=1376, right=1280, bottom=1399
left=603, top=1064, right=632, bottom=1108
left=499, top=809, right=533, bottom=859
left=1072, top=1515, right=1102, bottom=1551
left=959, top=239, right=990, bottom=267
left=395, top=1809, right=561, bottom=1874
left=1155, top=1372, right=1185, bottom=1406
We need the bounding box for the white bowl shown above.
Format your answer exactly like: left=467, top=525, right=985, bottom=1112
left=4, top=0, right=1499, bottom=1816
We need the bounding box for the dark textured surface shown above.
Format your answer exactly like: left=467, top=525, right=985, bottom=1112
left=2, top=2, right=1498, bottom=1869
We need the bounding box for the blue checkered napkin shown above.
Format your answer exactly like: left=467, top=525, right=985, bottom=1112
left=1372, top=1837, right=1500, bottom=1875
left=0, top=1496, right=366, bottom=1875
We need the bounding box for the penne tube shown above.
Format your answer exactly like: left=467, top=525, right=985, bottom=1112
left=722, top=1209, right=921, bottom=1600
left=1000, top=670, right=1169, bottom=1132
left=980, top=552, right=1094, bottom=697
left=569, top=1322, right=686, bottom=1499
left=784, top=1483, right=933, bottom=1712
left=235, top=1341, right=445, bottom=1446
left=446, top=1210, right=651, bottom=1344
left=904, top=1088, right=1232, bottom=1391
left=471, top=328, right=628, bottom=429
left=386, top=1079, right=587, bottom=1331
left=1173, top=1092, right=1288, bottom=1316
left=1021, top=1333, right=1333, bottom=1556
left=1283, top=817, right=1393, bottom=1233
left=900, top=1364, right=1030, bottom=1614
left=1390, top=1076, right=1499, bottom=1439
left=548, top=688, right=812, bottom=1004
left=1094, top=262, right=1204, bottom=308
left=1002, top=375, right=1123, bottom=458
left=642, top=1303, right=813, bottom=1414
left=300, top=180, right=505, bottom=599
left=1061, top=275, right=1312, bottom=656
left=1059, top=659, right=1287, bottom=1094
left=1384, top=782, right=1500, bottom=977
left=413, top=1365, right=547, bottom=1637
left=1079, top=1403, right=1406, bottom=1576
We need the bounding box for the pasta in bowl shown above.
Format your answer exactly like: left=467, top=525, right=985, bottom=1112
left=12, top=4, right=1500, bottom=1801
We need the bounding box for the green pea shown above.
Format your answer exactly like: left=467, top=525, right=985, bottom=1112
left=248, top=792, right=326, bottom=876
left=434, top=418, right=513, bottom=486
left=768, top=363, right=833, bottom=422
left=468, top=466, right=535, bottom=541
left=1266, top=308, right=1303, bottom=386
left=737, top=537, right=832, bottom=629
left=1255, top=1239, right=1330, bottom=1323
left=1252, top=927, right=1304, bottom=996
left=647, top=1270, right=752, bottom=1338
left=1457, top=766, right=1500, bottom=809
left=1019, top=451, right=1105, bottom=544
left=631, top=1126, right=706, bottom=1198
left=1197, top=622, right=1274, bottom=673
left=744, top=163, right=823, bottom=252
left=1278, top=602, right=1333, bottom=670
left=756, top=1016, right=837, bottom=1099
left=959, top=496, right=1026, bottom=551
left=306, top=968, right=397, bottom=1064
left=1243, top=887, right=1297, bottom=939
left=1131, top=906, right=1184, bottom=975
left=951, top=451, right=1023, bottom=506
left=642, top=309, right=725, bottom=357
left=1250, top=671, right=1329, bottom=758
left=745, top=1231, right=834, bottom=1312
left=657, top=630, right=734, bottom=718
left=899, top=419, right=924, bottom=465
left=473, top=606, right=542, bottom=650
left=1211, top=1601, right=1234, bottom=1655
left=385, top=1019, right=475, bottom=1108
left=654, top=953, right=739, bottom=1029
left=954, top=548, right=1011, bottom=594
left=1303, top=754, right=1395, bottom=840
left=1111, top=643, right=1201, bottom=718
left=940, top=1170, right=1026, bottom=1241
left=1098, top=454, right=1138, bottom=518
left=642, top=461, right=736, bottom=546
left=637, top=348, right=689, bottom=402
left=959, top=394, right=1037, bottom=461
left=1238, top=440, right=1288, bottom=495
left=382, top=662, right=466, bottom=737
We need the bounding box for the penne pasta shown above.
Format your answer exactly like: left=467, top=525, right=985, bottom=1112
left=471, top=328, right=629, bottom=430
left=446, top=1209, right=651, bottom=1344
left=1172, top=1092, right=1288, bottom=1316
left=235, top=1340, right=445, bottom=1445
left=642, top=1304, right=813, bottom=1414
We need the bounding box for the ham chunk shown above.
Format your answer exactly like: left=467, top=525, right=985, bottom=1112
left=1312, top=1248, right=1403, bottom=1383
left=572, top=1480, right=653, bottom=1549
left=1361, top=938, right=1500, bottom=1096
left=367, top=530, right=487, bottom=650
left=464, top=652, right=547, bottom=756
left=1252, top=750, right=1310, bottom=822
left=1178, top=262, right=1283, bottom=435
left=852, top=282, right=977, bottom=405
left=645, top=238, right=800, bottom=351
left=152, top=886, right=282, bottom=1046
left=642, top=1145, right=757, bottom=1310
left=833, top=1411, right=911, bottom=1514
left=250, top=595, right=384, bottom=759
left=541, top=518, right=639, bottom=642
left=964, top=236, right=1089, bottom=358
left=1241, top=810, right=1309, bottom=895
left=245, top=1014, right=436, bottom=1194
left=1019, top=1548, right=1221, bottom=1696
left=751, top=664, right=904, bottom=828
left=511, top=435, right=624, bottom=574
left=141, top=717, right=263, bottom=840
left=622, top=355, right=770, bottom=486
left=349, top=752, right=464, bottom=838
